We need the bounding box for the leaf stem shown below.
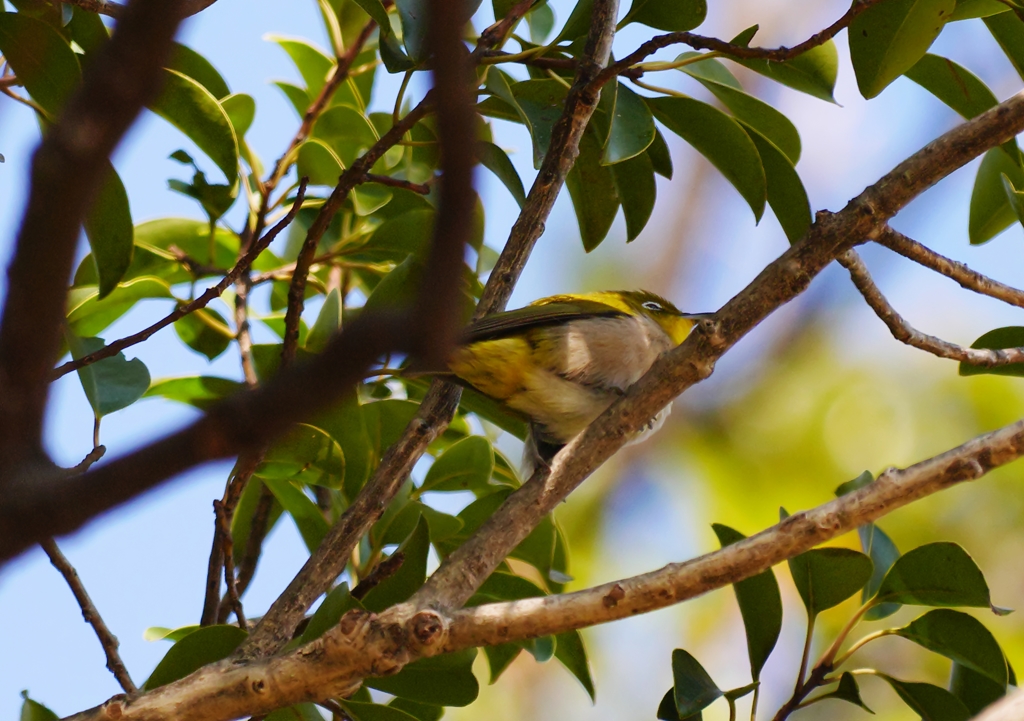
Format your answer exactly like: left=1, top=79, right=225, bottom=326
left=831, top=628, right=896, bottom=669
left=635, top=50, right=722, bottom=72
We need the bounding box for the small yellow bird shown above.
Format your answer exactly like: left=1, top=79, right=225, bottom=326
left=447, top=290, right=710, bottom=467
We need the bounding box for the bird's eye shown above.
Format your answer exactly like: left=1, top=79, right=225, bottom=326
left=642, top=301, right=663, bottom=312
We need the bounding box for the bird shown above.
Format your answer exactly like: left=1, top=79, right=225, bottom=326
left=445, top=290, right=711, bottom=471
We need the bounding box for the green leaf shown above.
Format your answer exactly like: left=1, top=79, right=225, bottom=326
left=680, top=55, right=801, bottom=164
left=477, top=141, right=526, bottom=207
left=970, top=148, right=1024, bottom=244
left=510, top=79, right=570, bottom=168
left=273, top=80, right=311, bottom=117
left=712, top=524, right=782, bottom=681
left=352, top=182, right=394, bottom=216
left=264, top=478, right=331, bottom=553
left=601, top=82, right=656, bottom=164
left=878, top=674, right=971, bottom=721
left=566, top=128, right=620, bottom=251
left=19, top=692, right=59, bottom=721
left=133, top=218, right=242, bottom=271
left=788, top=547, right=873, bottom=617
left=611, top=152, right=657, bottom=241
left=421, top=436, right=494, bottom=493
left=859, top=523, right=902, bottom=620
left=270, top=35, right=333, bottom=96
left=950, top=662, right=1007, bottom=715
left=361, top=515, right=430, bottom=611
left=144, top=375, right=243, bottom=410
left=0, top=12, right=80, bottom=116
left=315, top=394, right=373, bottom=500
left=527, top=3, right=555, bottom=43
left=905, top=53, right=998, bottom=119
left=341, top=701, right=421, bottom=721
left=671, top=649, right=722, bottom=717
left=174, top=307, right=232, bottom=361
left=874, top=542, right=992, bottom=608
left=952, top=0, right=1009, bottom=20
left=733, top=41, right=838, bottom=103
left=230, top=478, right=282, bottom=565
left=221, top=93, right=256, bottom=137
left=387, top=699, right=443, bottom=721
left=746, top=129, right=811, bottom=243
left=849, top=0, right=955, bottom=99
left=84, top=166, right=134, bottom=298
left=66, top=333, right=151, bottom=418
left=647, top=96, right=767, bottom=221
left=553, top=0, right=594, bottom=42
left=647, top=127, right=673, bottom=178
left=984, top=10, right=1024, bottom=82
left=306, top=288, right=342, bottom=353
left=555, top=631, right=596, bottom=700
left=812, top=672, right=873, bottom=712
left=299, top=583, right=363, bottom=643
left=961, top=329, right=1024, bottom=375
left=167, top=42, right=230, bottom=99
left=144, top=625, right=247, bottom=690
left=258, top=424, right=345, bottom=487
left=367, top=649, right=480, bottom=706
left=67, top=7, right=108, bottom=55
left=150, top=69, right=239, bottom=183
left=619, top=0, right=706, bottom=31
left=484, top=643, right=521, bottom=683
left=265, top=704, right=323, bottom=721
left=313, top=104, right=378, bottom=167
left=395, top=0, right=428, bottom=61
left=297, top=137, right=345, bottom=186
left=895, top=609, right=1007, bottom=686
left=656, top=689, right=685, bottom=720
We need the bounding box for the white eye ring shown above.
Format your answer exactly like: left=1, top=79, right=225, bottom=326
left=642, top=301, right=663, bottom=312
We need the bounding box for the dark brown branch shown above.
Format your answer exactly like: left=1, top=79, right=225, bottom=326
left=214, top=499, right=246, bottom=629
left=63, top=0, right=222, bottom=18
left=50, top=185, right=307, bottom=380
left=363, top=173, right=431, bottom=195
left=875, top=227, right=1024, bottom=309
left=0, top=0, right=184, bottom=474
left=282, top=182, right=319, bottom=368
left=838, top=249, right=1024, bottom=366
left=41, top=538, right=137, bottom=693
left=412, top=91, right=1024, bottom=610
left=595, top=0, right=886, bottom=88
left=351, top=551, right=405, bottom=600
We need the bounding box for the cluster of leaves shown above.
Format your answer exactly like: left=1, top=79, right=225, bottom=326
left=658, top=473, right=1015, bottom=721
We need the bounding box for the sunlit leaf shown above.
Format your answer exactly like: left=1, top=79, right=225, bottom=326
left=19, top=692, right=59, bottom=721
left=970, top=149, right=1024, bottom=244
left=421, top=436, right=494, bottom=493
left=0, top=12, right=80, bottom=115
left=84, top=166, right=134, bottom=298
left=984, top=10, right=1024, bottom=81
left=221, top=93, right=256, bottom=137
left=174, top=307, right=232, bottom=361
left=144, top=375, right=243, bottom=410
left=619, top=0, right=706, bottom=31
left=67, top=332, right=151, bottom=418
left=143, top=625, right=247, bottom=690
left=732, top=38, right=838, bottom=103
left=167, top=42, right=230, bottom=99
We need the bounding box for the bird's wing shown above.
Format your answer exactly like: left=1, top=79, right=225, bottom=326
left=461, top=300, right=626, bottom=343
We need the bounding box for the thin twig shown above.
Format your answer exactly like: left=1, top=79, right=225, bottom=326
left=363, top=173, right=431, bottom=195
left=838, top=250, right=1024, bottom=367
left=350, top=551, right=405, bottom=600
left=875, top=227, right=1024, bottom=309
left=282, top=178, right=319, bottom=368
left=42, top=538, right=137, bottom=693
left=61, top=0, right=123, bottom=16
left=215, top=499, right=247, bottom=630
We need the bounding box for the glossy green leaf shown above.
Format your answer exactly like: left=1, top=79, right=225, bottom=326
left=896, top=609, right=1007, bottom=686
left=950, top=662, right=1007, bottom=715
left=970, top=148, right=1024, bottom=244
left=672, top=649, right=722, bottom=717
left=362, top=398, right=424, bottom=459
left=84, top=166, right=134, bottom=298
left=306, top=288, right=342, bottom=353
left=733, top=41, right=838, bottom=103
left=341, top=701, right=421, bottom=721
left=813, top=672, right=873, bottom=712
left=312, top=103, right=378, bottom=167
left=258, top=424, right=344, bottom=486
left=849, top=0, right=955, bottom=99
left=143, top=624, right=200, bottom=642
left=648, top=96, right=767, bottom=221
left=611, top=152, right=657, bottom=241
left=1005, top=169, right=1024, bottom=223
left=510, top=79, right=570, bottom=168
left=144, top=375, right=243, bottom=410
left=269, top=35, right=333, bottom=95
left=167, top=42, right=230, bottom=99
left=221, top=93, right=255, bottom=137
left=421, top=436, right=494, bottom=493
left=133, top=217, right=242, bottom=270
left=620, top=0, right=706, bottom=31
left=150, top=69, right=239, bottom=182
left=387, top=699, right=443, bottom=721
left=553, top=0, right=593, bottom=42
left=984, top=10, right=1024, bottom=81
left=352, top=182, right=393, bottom=216
left=418, top=503, right=463, bottom=542
left=230, top=477, right=282, bottom=565
left=906, top=53, right=998, bottom=119
left=712, top=524, right=782, bottom=681
left=19, top=692, right=58, bottom=721
left=952, top=0, right=1009, bottom=20
left=680, top=55, right=801, bottom=164
left=314, top=394, right=373, bottom=500
left=512, top=515, right=558, bottom=583
left=746, top=129, right=811, bottom=243
left=878, top=674, right=971, bottom=721
left=648, top=127, right=673, bottom=178
left=144, top=625, right=247, bottom=689
left=299, top=583, right=363, bottom=644
left=602, top=82, right=656, bottom=164
left=174, top=307, right=232, bottom=361
left=566, top=129, right=620, bottom=251
left=367, top=648, right=480, bottom=706
left=484, top=643, right=521, bottom=683
left=960, top=326, right=1024, bottom=377
left=361, top=516, right=430, bottom=611
left=528, top=3, right=555, bottom=43
left=859, top=523, right=902, bottom=620
left=0, top=12, right=80, bottom=116
left=67, top=333, right=151, bottom=418
left=655, top=689, right=685, bottom=720
left=788, top=547, right=873, bottom=617
left=395, top=0, right=428, bottom=61
left=297, top=138, right=345, bottom=186
left=67, top=7, right=108, bottom=55
left=554, top=631, right=595, bottom=701
left=264, top=478, right=331, bottom=553
left=478, top=141, right=526, bottom=207
left=273, top=80, right=311, bottom=117
left=874, top=542, right=992, bottom=608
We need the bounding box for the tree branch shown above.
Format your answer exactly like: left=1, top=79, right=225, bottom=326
left=412, top=91, right=1024, bottom=610
left=874, top=227, right=1024, bottom=309
left=62, top=0, right=226, bottom=20
left=838, top=249, right=1024, bottom=367
left=42, top=538, right=137, bottom=693
left=0, top=0, right=184, bottom=474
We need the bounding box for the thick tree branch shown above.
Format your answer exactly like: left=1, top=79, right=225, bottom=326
left=838, top=249, right=1024, bottom=366
left=42, top=538, right=137, bottom=693
left=412, top=91, right=1024, bottom=609
left=874, top=227, right=1024, bottom=309
left=0, top=0, right=183, bottom=473
left=63, top=0, right=224, bottom=20
left=64, top=412, right=1024, bottom=721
